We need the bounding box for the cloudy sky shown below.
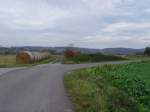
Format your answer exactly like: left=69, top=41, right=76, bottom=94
left=0, top=0, right=150, bottom=48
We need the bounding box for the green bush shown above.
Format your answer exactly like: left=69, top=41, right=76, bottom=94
left=64, top=53, right=126, bottom=63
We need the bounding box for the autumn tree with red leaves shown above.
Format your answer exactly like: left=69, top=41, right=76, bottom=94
left=64, top=44, right=77, bottom=58
left=65, top=49, right=77, bottom=58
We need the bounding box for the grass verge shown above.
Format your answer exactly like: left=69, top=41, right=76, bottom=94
left=64, top=61, right=150, bottom=112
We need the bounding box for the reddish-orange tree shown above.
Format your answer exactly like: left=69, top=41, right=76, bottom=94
left=64, top=49, right=77, bottom=58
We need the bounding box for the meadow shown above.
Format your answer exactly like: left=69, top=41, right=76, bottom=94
left=64, top=61, right=150, bottom=112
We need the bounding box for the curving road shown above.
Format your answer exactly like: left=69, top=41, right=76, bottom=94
left=0, top=61, right=132, bottom=112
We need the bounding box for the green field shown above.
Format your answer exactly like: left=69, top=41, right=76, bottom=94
left=0, top=54, right=62, bottom=68
left=64, top=61, right=150, bottom=112
left=63, top=53, right=126, bottom=64
left=125, top=55, right=150, bottom=61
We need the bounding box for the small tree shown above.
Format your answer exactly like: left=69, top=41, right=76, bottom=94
left=144, top=47, right=150, bottom=56
left=64, top=44, right=77, bottom=58
left=65, top=49, right=76, bottom=58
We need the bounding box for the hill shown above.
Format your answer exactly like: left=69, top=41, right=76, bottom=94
left=102, top=48, right=144, bottom=55
left=0, top=46, right=144, bottom=55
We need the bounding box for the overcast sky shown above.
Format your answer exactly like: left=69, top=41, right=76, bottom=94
left=0, top=0, right=150, bottom=48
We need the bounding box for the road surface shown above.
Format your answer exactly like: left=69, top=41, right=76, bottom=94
left=0, top=61, right=132, bottom=112
left=0, top=67, right=25, bottom=76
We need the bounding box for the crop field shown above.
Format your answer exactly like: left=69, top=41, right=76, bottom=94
left=0, top=54, right=62, bottom=68
left=64, top=61, right=150, bottom=112
left=0, top=55, right=16, bottom=67
left=63, top=53, right=126, bottom=64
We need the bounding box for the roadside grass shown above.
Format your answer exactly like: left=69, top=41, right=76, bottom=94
left=63, top=53, right=126, bottom=64
left=64, top=61, right=150, bottom=112
left=0, top=54, right=62, bottom=68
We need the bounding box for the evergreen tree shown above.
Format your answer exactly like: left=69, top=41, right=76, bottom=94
left=144, top=47, right=150, bottom=56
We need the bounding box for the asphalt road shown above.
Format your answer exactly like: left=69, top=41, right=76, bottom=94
left=0, top=67, right=25, bottom=76
left=0, top=61, right=132, bottom=112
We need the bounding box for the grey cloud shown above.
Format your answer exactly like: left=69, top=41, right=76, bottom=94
left=0, top=0, right=150, bottom=48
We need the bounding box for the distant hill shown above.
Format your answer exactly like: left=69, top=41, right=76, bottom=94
left=54, top=47, right=144, bottom=55
left=0, top=46, right=144, bottom=55
left=55, top=47, right=102, bottom=54
left=101, top=48, right=144, bottom=55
